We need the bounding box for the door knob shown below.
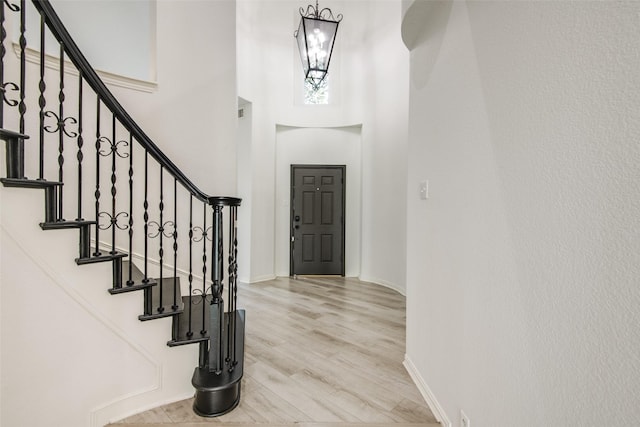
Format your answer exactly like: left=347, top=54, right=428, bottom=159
left=295, top=215, right=301, bottom=222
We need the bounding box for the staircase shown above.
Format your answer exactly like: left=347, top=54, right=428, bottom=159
left=0, top=0, right=244, bottom=419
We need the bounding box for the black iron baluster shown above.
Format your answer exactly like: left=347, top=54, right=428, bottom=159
left=0, top=1, right=19, bottom=128
left=142, top=150, right=151, bottom=315
left=94, top=98, right=101, bottom=256
left=38, top=11, right=45, bottom=179
left=201, top=203, right=207, bottom=335
left=127, top=133, right=133, bottom=285
left=232, top=205, right=239, bottom=365
left=228, top=205, right=238, bottom=367
left=42, top=43, right=78, bottom=218
left=218, top=205, right=225, bottom=370
left=76, top=74, right=83, bottom=220
left=197, top=204, right=210, bottom=371
left=0, top=2, right=19, bottom=127
left=16, top=0, right=25, bottom=178
left=210, top=204, right=224, bottom=374
left=0, top=1, right=5, bottom=127
left=217, top=208, right=224, bottom=289
left=109, top=114, right=116, bottom=254
left=187, top=194, right=193, bottom=338
left=57, top=43, right=65, bottom=218
left=95, top=117, right=127, bottom=254
left=143, top=150, right=149, bottom=281
left=170, top=180, right=179, bottom=340
left=18, top=0, right=25, bottom=135
left=172, top=177, right=178, bottom=310
left=157, top=166, right=164, bottom=313
left=226, top=205, right=233, bottom=365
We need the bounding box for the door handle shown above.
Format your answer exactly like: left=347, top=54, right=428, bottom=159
left=294, top=215, right=301, bottom=222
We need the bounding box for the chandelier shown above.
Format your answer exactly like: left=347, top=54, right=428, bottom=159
left=294, top=0, right=343, bottom=90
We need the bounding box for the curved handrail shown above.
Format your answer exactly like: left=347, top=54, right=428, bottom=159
left=31, top=0, right=238, bottom=206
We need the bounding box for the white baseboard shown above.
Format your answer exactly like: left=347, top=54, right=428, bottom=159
left=248, top=274, right=277, bottom=283
left=404, top=354, right=451, bottom=427
left=358, top=275, right=406, bottom=296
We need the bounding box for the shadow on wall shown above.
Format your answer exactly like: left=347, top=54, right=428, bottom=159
left=402, top=0, right=454, bottom=89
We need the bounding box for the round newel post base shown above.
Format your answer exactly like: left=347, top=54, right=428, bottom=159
left=191, top=309, right=245, bottom=417
left=192, top=373, right=241, bottom=417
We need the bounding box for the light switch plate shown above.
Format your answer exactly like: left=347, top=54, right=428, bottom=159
left=419, top=180, right=428, bottom=200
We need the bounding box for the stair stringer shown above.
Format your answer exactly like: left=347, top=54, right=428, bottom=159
left=0, top=186, right=196, bottom=427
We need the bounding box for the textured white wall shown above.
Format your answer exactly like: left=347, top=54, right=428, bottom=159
left=237, top=0, right=409, bottom=290
left=404, top=1, right=640, bottom=426
left=359, top=2, right=409, bottom=293
left=112, top=0, right=238, bottom=196
left=45, top=0, right=155, bottom=81
left=274, top=126, right=362, bottom=277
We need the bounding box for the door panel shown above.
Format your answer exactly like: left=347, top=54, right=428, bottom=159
left=291, top=165, right=345, bottom=276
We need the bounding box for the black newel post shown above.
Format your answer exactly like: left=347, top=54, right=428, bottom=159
left=192, top=198, right=244, bottom=418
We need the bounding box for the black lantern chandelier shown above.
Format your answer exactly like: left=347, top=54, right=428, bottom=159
left=294, top=0, right=343, bottom=90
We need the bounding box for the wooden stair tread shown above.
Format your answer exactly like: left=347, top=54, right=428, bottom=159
left=109, top=260, right=157, bottom=294
left=0, top=128, right=29, bottom=140
left=40, top=220, right=96, bottom=230
left=168, top=295, right=211, bottom=346
left=138, top=277, right=184, bottom=321
left=76, top=250, right=126, bottom=265
left=1, top=178, right=62, bottom=188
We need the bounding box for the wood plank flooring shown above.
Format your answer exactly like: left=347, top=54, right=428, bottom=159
left=111, top=276, right=439, bottom=427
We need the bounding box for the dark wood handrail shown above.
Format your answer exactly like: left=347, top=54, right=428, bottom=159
left=31, top=0, right=239, bottom=207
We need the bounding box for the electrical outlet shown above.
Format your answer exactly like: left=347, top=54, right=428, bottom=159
left=461, top=410, right=471, bottom=427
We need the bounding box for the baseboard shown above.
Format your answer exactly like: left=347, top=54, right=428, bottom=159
left=94, top=390, right=194, bottom=426
left=403, top=354, right=452, bottom=427
left=248, top=274, right=277, bottom=283
left=358, top=275, right=406, bottom=296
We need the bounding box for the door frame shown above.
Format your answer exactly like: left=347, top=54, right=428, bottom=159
left=289, top=164, right=346, bottom=276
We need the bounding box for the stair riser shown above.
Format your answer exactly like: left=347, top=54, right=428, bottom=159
left=79, top=225, right=91, bottom=259
left=5, top=139, right=25, bottom=180
left=44, top=187, right=58, bottom=223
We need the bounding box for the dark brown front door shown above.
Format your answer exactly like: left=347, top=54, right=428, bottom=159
left=290, top=165, right=345, bottom=276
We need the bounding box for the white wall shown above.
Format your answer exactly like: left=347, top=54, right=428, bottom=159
left=274, top=126, right=362, bottom=277
left=1, top=192, right=196, bottom=427
left=237, top=98, right=253, bottom=283
left=404, top=1, right=640, bottom=426
left=359, top=1, right=409, bottom=293
left=112, top=0, right=238, bottom=196
left=237, top=0, right=409, bottom=290
left=0, top=1, right=238, bottom=426
left=46, top=0, right=155, bottom=82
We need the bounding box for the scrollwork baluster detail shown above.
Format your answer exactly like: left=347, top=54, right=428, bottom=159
left=143, top=150, right=149, bottom=282
left=0, top=0, right=20, bottom=126
left=37, top=11, right=45, bottom=179
left=18, top=0, right=25, bottom=134
left=95, top=129, right=129, bottom=252
left=76, top=74, right=84, bottom=220
left=172, top=178, right=178, bottom=310
left=157, top=166, right=165, bottom=313
left=187, top=195, right=194, bottom=337
left=3, top=1, right=19, bottom=12
left=127, top=133, right=134, bottom=285
left=57, top=44, right=66, bottom=217
left=94, top=98, right=101, bottom=256
left=200, top=203, right=208, bottom=334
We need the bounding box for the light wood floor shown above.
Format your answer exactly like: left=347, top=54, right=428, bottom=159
left=111, top=276, right=439, bottom=427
